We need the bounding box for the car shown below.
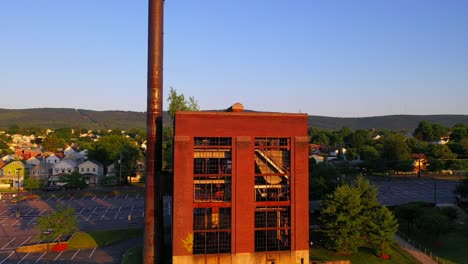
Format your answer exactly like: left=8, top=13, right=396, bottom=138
left=65, top=185, right=82, bottom=190
left=42, top=185, right=61, bottom=192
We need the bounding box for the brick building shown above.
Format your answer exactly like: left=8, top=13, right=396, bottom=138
left=173, top=103, right=309, bottom=264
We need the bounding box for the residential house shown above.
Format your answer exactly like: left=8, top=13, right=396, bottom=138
left=77, top=160, right=104, bottom=185
left=64, top=146, right=76, bottom=156
left=45, top=154, right=61, bottom=164
left=0, top=160, right=27, bottom=188
left=26, top=156, right=41, bottom=166
left=29, top=163, right=52, bottom=185
left=52, top=159, right=76, bottom=176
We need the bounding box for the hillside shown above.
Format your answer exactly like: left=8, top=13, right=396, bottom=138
left=0, top=108, right=467, bottom=131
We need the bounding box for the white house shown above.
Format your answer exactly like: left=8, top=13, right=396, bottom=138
left=78, top=160, right=104, bottom=184
left=26, top=156, right=41, bottom=166
left=52, top=159, right=76, bottom=175
left=64, top=146, right=76, bottom=156
left=46, top=154, right=61, bottom=164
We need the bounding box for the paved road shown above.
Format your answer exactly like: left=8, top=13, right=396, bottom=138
left=0, top=193, right=145, bottom=264
left=369, top=176, right=459, bottom=206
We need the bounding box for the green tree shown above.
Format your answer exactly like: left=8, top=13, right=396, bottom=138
left=23, top=178, right=41, bottom=194
left=320, top=184, right=363, bottom=255
left=162, top=126, right=174, bottom=171
left=414, top=121, right=434, bottom=141
left=59, top=171, right=86, bottom=189
left=54, top=128, right=74, bottom=142
left=462, top=138, right=468, bottom=155
left=167, top=87, right=199, bottom=119
left=42, top=134, right=66, bottom=152
left=382, top=134, right=411, bottom=162
left=36, top=206, right=78, bottom=245
left=427, top=158, right=445, bottom=172
left=0, top=140, right=8, bottom=150
left=350, top=130, right=371, bottom=149
left=311, top=131, right=330, bottom=146
left=114, top=143, right=143, bottom=184
left=450, top=124, right=468, bottom=143
left=320, top=177, right=399, bottom=256
left=455, top=178, right=468, bottom=197
left=368, top=207, right=399, bottom=257
left=427, top=144, right=456, bottom=160
left=414, top=210, right=452, bottom=240
left=309, top=163, right=340, bottom=200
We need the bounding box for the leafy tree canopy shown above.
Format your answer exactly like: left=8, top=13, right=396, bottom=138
left=167, top=87, right=199, bottom=119
left=36, top=206, right=78, bottom=245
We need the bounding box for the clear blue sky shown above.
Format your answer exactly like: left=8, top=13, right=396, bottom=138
left=1, top=0, right=467, bottom=117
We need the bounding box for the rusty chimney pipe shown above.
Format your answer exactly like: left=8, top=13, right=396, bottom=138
left=144, top=0, right=164, bottom=263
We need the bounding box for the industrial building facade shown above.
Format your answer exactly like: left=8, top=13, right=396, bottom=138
left=173, top=104, right=309, bottom=264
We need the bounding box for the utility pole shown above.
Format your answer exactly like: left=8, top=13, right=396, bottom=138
left=144, top=0, right=164, bottom=263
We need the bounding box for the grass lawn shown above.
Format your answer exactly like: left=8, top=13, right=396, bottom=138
left=122, top=245, right=143, bottom=264
left=67, top=228, right=143, bottom=249
left=392, top=202, right=468, bottom=264
left=406, top=225, right=468, bottom=264
left=310, top=243, right=419, bottom=264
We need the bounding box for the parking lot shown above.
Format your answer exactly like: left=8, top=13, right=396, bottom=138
left=0, top=193, right=145, bottom=263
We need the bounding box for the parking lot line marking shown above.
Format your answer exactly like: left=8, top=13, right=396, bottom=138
left=125, top=194, right=128, bottom=200
left=34, top=197, right=40, bottom=202
left=118, top=206, right=121, bottom=213
left=71, top=249, right=80, bottom=260
left=17, top=252, right=30, bottom=263
left=92, top=195, right=96, bottom=200
left=24, top=209, right=34, bottom=216
left=89, top=247, right=96, bottom=258
left=0, top=250, right=15, bottom=264
left=136, top=194, right=139, bottom=199
left=8, top=212, right=16, bottom=217
left=80, top=196, right=85, bottom=201
left=114, top=212, right=119, bottom=220
left=27, top=217, right=36, bottom=225
left=11, top=219, right=20, bottom=226
left=141, top=211, right=144, bottom=217
left=1, top=238, right=16, bottom=249
left=46, top=196, right=52, bottom=201
left=131, top=205, right=134, bottom=212
left=69, top=196, right=74, bottom=201
left=54, top=250, right=64, bottom=261
left=39, top=209, right=47, bottom=215
left=92, top=207, right=97, bottom=213
left=79, top=208, right=84, bottom=214
left=19, top=236, right=31, bottom=247
left=100, top=214, right=105, bottom=221
left=58, top=196, right=63, bottom=201
left=0, top=218, right=8, bottom=224
left=86, top=215, right=92, bottom=221
left=17, top=252, right=31, bottom=264
left=0, top=210, right=7, bottom=216
left=103, top=195, right=107, bottom=200
left=35, top=252, right=46, bottom=263
left=105, top=207, right=109, bottom=213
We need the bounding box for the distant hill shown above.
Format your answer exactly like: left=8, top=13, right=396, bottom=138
left=308, top=115, right=468, bottom=131
left=0, top=108, right=466, bottom=131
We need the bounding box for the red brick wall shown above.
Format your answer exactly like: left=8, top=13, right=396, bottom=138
left=173, top=111, right=309, bottom=255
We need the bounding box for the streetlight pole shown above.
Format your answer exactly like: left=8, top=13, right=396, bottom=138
left=16, top=168, right=21, bottom=219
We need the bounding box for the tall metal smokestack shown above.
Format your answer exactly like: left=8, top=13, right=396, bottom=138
left=144, top=0, right=163, bottom=263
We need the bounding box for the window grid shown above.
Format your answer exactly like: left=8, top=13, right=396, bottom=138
left=193, top=137, right=232, bottom=255
left=254, top=206, right=291, bottom=252
left=193, top=207, right=231, bottom=254
left=254, top=137, right=291, bottom=202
